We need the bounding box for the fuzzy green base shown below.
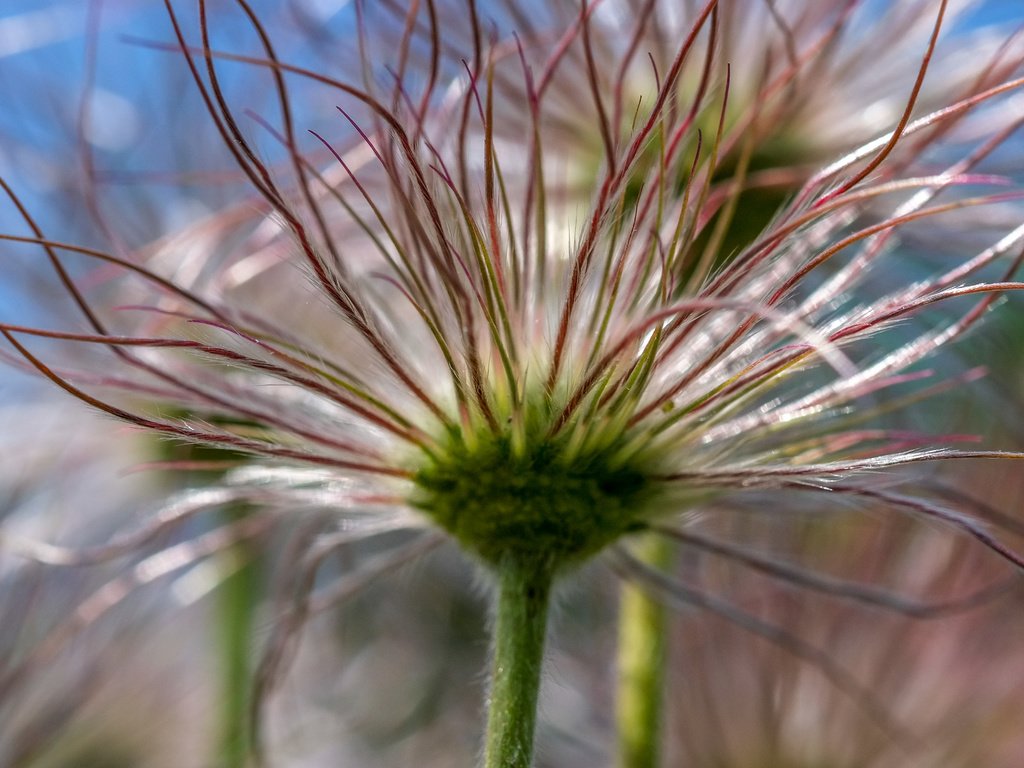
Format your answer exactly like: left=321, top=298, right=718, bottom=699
left=412, top=420, right=658, bottom=569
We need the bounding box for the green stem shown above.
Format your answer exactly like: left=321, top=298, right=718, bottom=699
left=218, top=508, right=260, bottom=768
left=484, top=558, right=555, bottom=768
left=616, top=535, right=672, bottom=768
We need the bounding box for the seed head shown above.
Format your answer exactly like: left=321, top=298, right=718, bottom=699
left=2, top=0, right=1024, bottom=761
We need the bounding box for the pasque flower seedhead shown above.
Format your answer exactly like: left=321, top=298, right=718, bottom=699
left=4, top=0, right=1024, bottom=765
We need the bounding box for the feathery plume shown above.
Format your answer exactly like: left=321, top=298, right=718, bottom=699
left=2, top=1, right=1024, bottom=765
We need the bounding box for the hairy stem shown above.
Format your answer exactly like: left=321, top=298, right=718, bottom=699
left=617, top=535, right=672, bottom=768
left=484, top=558, right=555, bottom=768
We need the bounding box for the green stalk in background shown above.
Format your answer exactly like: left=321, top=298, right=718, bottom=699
left=616, top=535, right=672, bottom=768
left=217, top=506, right=260, bottom=768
